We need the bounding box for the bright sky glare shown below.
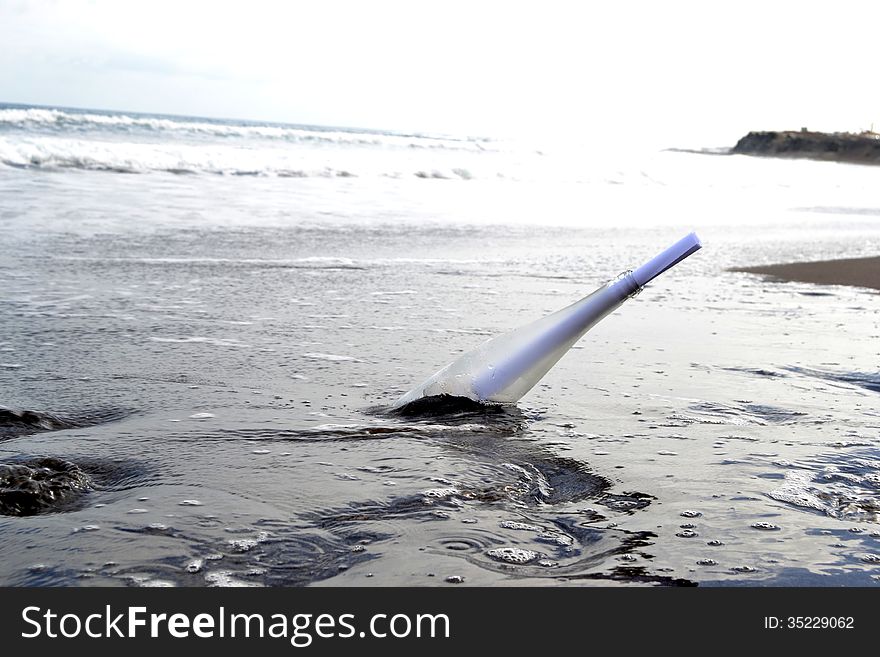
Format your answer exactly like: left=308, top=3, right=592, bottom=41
left=2, top=0, right=878, bottom=146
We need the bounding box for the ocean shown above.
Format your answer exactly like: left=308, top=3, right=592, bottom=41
left=1, top=102, right=879, bottom=586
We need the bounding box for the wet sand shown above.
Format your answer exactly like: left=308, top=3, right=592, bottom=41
left=732, top=256, right=880, bottom=291
left=3, top=161, right=880, bottom=587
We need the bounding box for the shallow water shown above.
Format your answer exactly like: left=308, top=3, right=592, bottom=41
left=2, top=109, right=880, bottom=586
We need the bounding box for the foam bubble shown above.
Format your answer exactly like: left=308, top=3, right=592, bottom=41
left=204, top=571, right=262, bottom=587
left=499, top=520, right=542, bottom=532
left=421, top=487, right=459, bottom=499
left=537, top=532, right=574, bottom=547
left=751, top=522, right=781, bottom=531
left=185, top=559, right=204, bottom=573
left=302, top=352, right=360, bottom=362
left=486, top=547, right=540, bottom=564
left=767, top=470, right=828, bottom=512
left=229, top=539, right=259, bottom=553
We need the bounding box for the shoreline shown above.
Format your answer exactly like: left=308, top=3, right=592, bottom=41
left=731, top=256, right=880, bottom=291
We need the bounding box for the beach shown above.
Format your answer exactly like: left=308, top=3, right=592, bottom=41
left=2, top=104, right=880, bottom=587
left=733, top=256, right=880, bottom=291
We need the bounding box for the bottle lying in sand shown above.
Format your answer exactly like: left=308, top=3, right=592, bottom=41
left=393, top=232, right=702, bottom=408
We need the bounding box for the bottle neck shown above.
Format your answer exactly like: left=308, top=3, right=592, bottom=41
left=607, top=270, right=642, bottom=300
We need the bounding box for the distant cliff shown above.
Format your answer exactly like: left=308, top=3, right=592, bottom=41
left=732, top=130, right=880, bottom=164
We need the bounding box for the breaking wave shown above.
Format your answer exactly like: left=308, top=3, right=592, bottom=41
left=0, top=406, right=130, bottom=440
left=0, top=134, right=482, bottom=179
left=0, top=106, right=490, bottom=151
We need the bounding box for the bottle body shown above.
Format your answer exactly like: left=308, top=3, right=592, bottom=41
left=393, top=273, right=639, bottom=407
left=392, top=232, right=702, bottom=409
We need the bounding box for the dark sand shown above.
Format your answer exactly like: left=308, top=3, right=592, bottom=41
left=5, top=162, right=880, bottom=586
left=733, top=256, right=880, bottom=291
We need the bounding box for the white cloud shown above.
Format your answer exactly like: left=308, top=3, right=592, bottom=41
left=1, top=0, right=879, bottom=143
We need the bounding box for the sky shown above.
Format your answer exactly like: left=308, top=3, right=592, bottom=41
left=1, top=0, right=879, bottom=146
